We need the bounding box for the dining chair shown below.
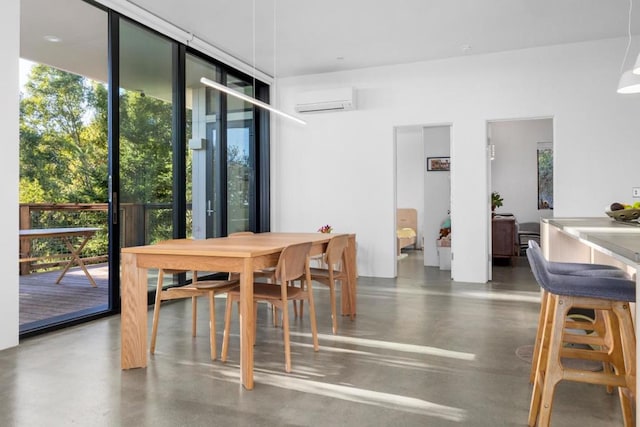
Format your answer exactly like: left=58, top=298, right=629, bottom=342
left=307, top=234, right=351, bottom=333
left=150, top=269, right=238, bottom=361
left=228, top=231, right=276, bottom=283
left=221, top=241, right=319, bottom=373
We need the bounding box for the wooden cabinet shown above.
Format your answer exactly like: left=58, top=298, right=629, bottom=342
left=492, top=217, right=517, bottom=264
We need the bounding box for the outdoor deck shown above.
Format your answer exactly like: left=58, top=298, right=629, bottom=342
left=19, top=264, right=109, bottom=326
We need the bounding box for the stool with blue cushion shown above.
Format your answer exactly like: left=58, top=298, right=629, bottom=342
left=526, top=242, right=636, bottom=426
left=526, top=241, right=630, bottom=384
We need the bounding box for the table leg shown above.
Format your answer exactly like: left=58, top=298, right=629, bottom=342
left=240, top=259, right=255, bottom=390
left=56, top=235, right=97, bottom=287
left=121, top=252, right=148, bottom=369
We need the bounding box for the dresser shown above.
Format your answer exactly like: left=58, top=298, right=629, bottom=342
left=492, top=216, right=517, bottom=264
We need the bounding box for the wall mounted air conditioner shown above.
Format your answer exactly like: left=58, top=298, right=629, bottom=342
left=294, top=87, right=356, bottom=113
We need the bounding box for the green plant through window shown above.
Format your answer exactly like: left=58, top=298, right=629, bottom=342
left=537, top=142, right=553, bottom=209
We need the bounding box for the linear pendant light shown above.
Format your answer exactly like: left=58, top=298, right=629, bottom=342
left=200, top=78, right=306, bottom=125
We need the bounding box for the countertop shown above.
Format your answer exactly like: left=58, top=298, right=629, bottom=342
left=543, top=217, right=640, bottom=263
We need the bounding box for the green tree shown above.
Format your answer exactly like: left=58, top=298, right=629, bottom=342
left=20, top=65, right=107, bottom=203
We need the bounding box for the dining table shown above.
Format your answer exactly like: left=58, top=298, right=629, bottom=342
left=120, top=232, right=357, bottom=390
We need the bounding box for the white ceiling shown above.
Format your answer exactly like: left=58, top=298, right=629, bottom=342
left=129, top=0, right=640, bottom=77
left=21, top=0, right=640, bottom=82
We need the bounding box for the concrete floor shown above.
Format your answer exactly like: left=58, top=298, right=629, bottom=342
left=0, top=251, right=626, bottom=426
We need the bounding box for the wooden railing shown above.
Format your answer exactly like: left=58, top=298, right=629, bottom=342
left=19, top=203, right=178, bottom=275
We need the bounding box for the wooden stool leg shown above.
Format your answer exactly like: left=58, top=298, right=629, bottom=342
left=613, top=302, right=637, bottom=426
left=530, top=289, right=548, bottom=383
left=537, top=295, right=570, bottom=427
left=529, top=292, right=554, bottom=426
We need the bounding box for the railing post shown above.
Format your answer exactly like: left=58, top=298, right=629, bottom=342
left=19, top=204, right=32, bottom=275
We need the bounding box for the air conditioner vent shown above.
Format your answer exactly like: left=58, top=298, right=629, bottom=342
left=294, top=87, right=356, bottom=114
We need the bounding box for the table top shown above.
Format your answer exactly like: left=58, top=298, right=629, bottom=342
left=544, top=217, right=640, bottom=263
left=19, top=227, right=101, bottom=237
left=121, top=232, right=341, bottom=258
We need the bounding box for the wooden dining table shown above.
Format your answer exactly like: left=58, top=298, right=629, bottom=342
left=120, top=232, right=357, bottom=390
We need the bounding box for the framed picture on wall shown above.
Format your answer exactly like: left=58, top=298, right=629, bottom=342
left=427, top=157, right=450, bottom=172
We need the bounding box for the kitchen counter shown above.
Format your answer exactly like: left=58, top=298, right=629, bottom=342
left=544, top=217, right=640, bottom=264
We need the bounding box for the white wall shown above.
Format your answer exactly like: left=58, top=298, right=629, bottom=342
left=0, top=0, right=20, bottom=351
left=490, top=119, right=553, bottom=223
left=423, top=126, right=450, bottom=266
left=395, top=126, right=424, bottom=250
left=275, top=37, right=640, bottom=281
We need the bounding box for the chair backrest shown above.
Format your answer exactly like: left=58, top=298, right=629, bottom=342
left=275, top=242, right=312, bottom=283
left=325, top=235, right=349, bottom=267
left=526, top=244, right=551, bottom=291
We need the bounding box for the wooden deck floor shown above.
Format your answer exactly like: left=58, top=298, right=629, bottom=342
left=19, top=264, right=109, bottom=326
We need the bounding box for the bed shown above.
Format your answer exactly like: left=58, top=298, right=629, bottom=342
left=397, top=208, right=418, bottom=255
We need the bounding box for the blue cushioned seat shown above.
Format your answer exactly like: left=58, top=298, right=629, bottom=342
left=527, top=243, right=635, bottom=302
left=528, top=240, right=629, bottom=278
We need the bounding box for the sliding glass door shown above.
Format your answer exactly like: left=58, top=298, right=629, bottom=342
left=186, top=54, right=265, bottom=238
left=18, top=1, right=271, bottom=336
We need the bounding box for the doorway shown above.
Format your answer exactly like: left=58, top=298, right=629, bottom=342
left=487, top=117, right=554, bottom=278
left=394, top=124, right=451, bottom=276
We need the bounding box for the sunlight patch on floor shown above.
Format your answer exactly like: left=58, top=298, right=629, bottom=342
left=193, top=362, right=466, bottom=422
left=290, top=332, right=476, bottom=360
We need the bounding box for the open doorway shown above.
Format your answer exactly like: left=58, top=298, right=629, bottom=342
left=394, top=124, right=451, bottom=276
left=487, top=117, right=553, bottom=279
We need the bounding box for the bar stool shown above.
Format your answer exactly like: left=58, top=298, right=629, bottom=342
left=526, top=241, right=630, bottom=383
left=526, top=244, right=636, bottom=426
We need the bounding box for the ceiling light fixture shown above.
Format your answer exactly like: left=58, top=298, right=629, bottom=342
left=617, top=0, right=640, bottom=93
left=199, top=0, right=306, bottom=125
left=200, top=77, right=306, bottom=125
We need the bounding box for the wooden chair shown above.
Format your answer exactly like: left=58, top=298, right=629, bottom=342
left=221, top=241, right=319, bottom=373
left=526, top=245, right=636, bottom=426
left=308, top=234, right=351, bottom=333
left=150, top=269, right=238, bottom=361
left=228, top=231, right=276, bottom=283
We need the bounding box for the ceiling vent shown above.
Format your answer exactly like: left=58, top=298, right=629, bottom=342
left=295, top=87, right=356, bottom=113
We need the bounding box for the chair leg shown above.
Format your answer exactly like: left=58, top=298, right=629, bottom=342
left=306, top=279, right=319, bottom=351
left=208, top=291, right=216, bottom=360
left=272, top=304, right=279, bottom=327
left=191, top=295, right=198, bottom=337
left=282, top=297, right=292, bottom=373
left=150, top=269, right=165, bottom=354
left=329, top=282, right=337, bottom=334
left=254, top=302, right=258, bottom=346
left=221, top=294, right=234, bottom=362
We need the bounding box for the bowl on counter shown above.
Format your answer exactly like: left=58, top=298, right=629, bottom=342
left=606, top=208, right=640, bottom=222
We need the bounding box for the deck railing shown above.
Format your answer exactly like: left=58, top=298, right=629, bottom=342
left=19, top=203, right=177, bottom=275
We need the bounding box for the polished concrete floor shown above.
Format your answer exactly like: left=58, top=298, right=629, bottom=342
left=0, top=251, right=627, bottom=426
